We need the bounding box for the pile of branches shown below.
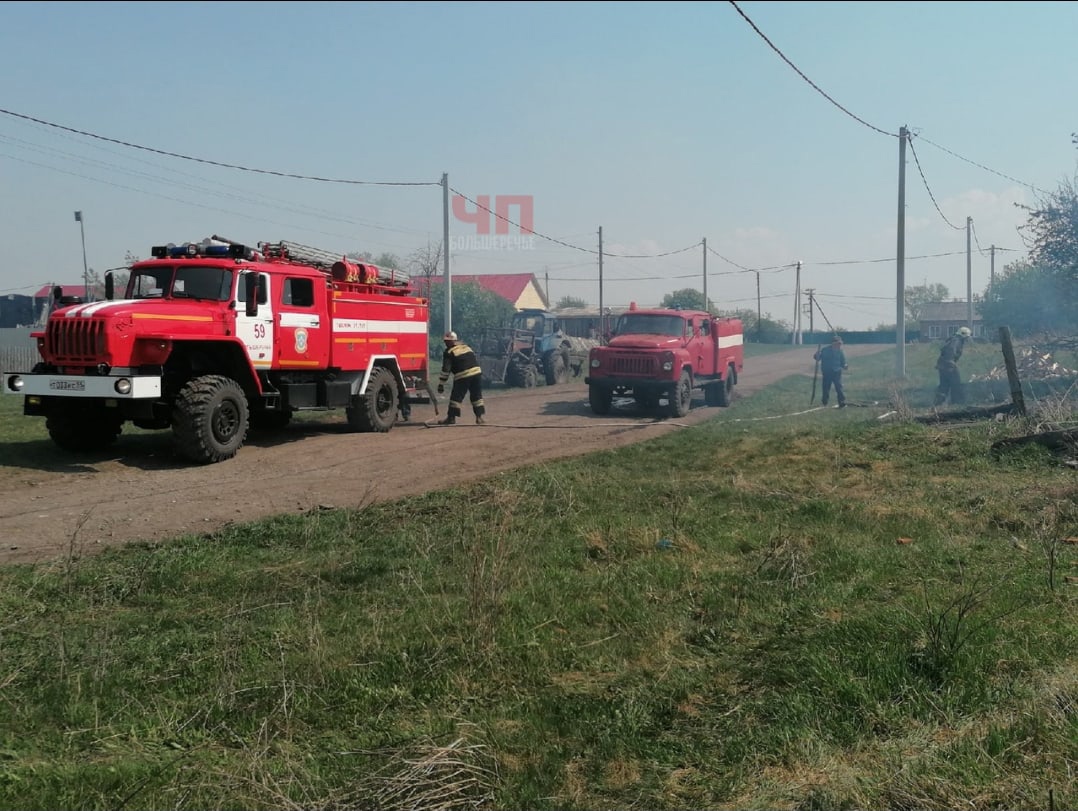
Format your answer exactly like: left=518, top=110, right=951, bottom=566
left=970, top=346, right=1076, bottom=383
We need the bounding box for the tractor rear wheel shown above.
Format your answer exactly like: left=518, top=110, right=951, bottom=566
left=508, top=357, right=538, bottom=388
left=543, top=349, right=569, bottom=385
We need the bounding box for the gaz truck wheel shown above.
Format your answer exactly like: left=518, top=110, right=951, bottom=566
left=715, top=371, right=733, bottom=407
left=47, top=402, right=122, bottom=451
left=172, top=375, right=250, bottom=464
left=347, top=366, right=397, bottom=433
left=668, top=370, right=692, bottom=418
left=589, top=384, right=612, bottom=415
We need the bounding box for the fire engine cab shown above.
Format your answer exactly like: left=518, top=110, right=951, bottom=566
left=2, top=236, right=431, bottom=464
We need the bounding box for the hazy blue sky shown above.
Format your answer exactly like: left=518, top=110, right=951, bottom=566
left=2, top=1, right=1075, bottom=329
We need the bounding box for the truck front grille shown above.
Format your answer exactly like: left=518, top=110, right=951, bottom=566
left=47, top=319, right=104, bottom=363
left=610, top=355, right=657, bottom=376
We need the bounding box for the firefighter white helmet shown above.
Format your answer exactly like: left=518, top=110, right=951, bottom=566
left=444, top=331, right=458, bottom=342
left=956, top=327, right=972, bottom=338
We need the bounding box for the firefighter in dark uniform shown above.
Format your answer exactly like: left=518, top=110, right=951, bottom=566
left=934, top=326, right=972, bottom=406
left=437, top=331, right=486, bottom=425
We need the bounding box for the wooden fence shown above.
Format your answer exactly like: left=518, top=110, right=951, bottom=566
left=0, top=328, right=37, bottom=373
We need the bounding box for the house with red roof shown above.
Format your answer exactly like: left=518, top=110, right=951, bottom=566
left=29, top=284, right=96, bottom=323
left=419, top=273, right=548, bottom=310
left=33, top=284, right=90, bottom=302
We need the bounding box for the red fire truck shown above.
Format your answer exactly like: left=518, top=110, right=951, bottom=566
left=2, top=237, right=431, bottom=464
left=585, top=305, right=743, bottom=416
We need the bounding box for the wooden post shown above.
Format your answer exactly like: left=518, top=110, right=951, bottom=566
left=998, top=326, right=1027, bottom=417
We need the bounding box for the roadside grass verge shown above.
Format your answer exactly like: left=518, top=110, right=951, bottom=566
left=0, top=341, right=1075, bottom=810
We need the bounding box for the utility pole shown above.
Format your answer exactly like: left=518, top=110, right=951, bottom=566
left=990, top=244, right=996, bottom=293
left=755, top=270, right=762, bottom=343
left=804, top=288, right=815, bottom=335
left=75, top=210, right=89, bottom=301
left=966, top=216, right=973, bottom=331
left=598, top=227, right=604, bottom=341
left=895, top=125, right=908, bottom=378
left=702, top=237, right=707, bottom=312
left=791, top=260, right=802, bottom=345
left=441, top=173, right=451, bottom=335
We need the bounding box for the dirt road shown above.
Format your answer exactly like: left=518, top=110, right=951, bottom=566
left=0, top=345, right=889, bottom=565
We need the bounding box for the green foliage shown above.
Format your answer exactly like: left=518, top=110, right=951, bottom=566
left=660, top=287, right=707, bottom=311
left=554, top=295, right=587, bottom=309
left=427, top=280, right=516, bottom=355
left=1024, top=174, right=1078, bottom=281
left=986, top=172, right=1078, bottom=330
left=1, top=344, right=1076, bottom=810
left=978, top=259, right=1077, bottom=335
left=716, top=307, right=791, bottom=343
left=348, top=250, right=403, bottom=270
left=905, top=282, right=950, bottom=324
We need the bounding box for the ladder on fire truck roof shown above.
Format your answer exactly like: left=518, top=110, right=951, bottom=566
left=251, top=238, right=412, bottom=288
left=255, top=239, right=342, bottom=270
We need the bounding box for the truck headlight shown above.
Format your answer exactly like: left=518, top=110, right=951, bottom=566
left=6, top=375, right=23, bottom=392
left=590, top=358, right=601, bottom=368
left=114, top=378, right=132, bottom=395
left=662, top=361, right=673, bottom=371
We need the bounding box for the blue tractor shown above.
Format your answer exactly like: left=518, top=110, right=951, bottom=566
left=478, top=309, right=596, bottom=388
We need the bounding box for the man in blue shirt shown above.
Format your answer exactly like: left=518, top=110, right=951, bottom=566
left=814, top=335, right=848, bottom=408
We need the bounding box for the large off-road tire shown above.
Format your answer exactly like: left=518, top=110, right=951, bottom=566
left=589, top=384, right=613, bottom=415
left=543, top=349, right=570, bottom=385
left=172, top=375, right=250, bottom=464
left=47, top=401, right=122, bottom=452
left=508, top=357, right=538, bottom=388
left=668, top=370, right=692, bottom=418
left=346, top=366, right=397, bottom=433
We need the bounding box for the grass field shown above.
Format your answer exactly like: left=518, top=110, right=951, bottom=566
left=0, top=339, right=1075, bottom=810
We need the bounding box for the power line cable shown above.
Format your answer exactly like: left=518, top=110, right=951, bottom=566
left=0, top=130, right=430, bottom=240
left=729, top=4, right=1048, bottom=196
left=914, top=133, right=1047, bottom=195
left=0, top=107, right=439, bottom=187
left=811, top=296, right=837, bottom=334
left=705, top=244, right=792, bottom=272
left=728, top=1, right=895, bottom=138
left=0, top=106, right=1032, bottom=281
left=0, top=151, right=407, bottom=249
left=907, top=135, right=964, bottom=230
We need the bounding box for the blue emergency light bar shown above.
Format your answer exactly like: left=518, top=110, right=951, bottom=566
left=150, top=242, right=251, bottom=259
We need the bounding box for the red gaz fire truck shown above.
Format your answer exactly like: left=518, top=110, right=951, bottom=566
left=585, top=304, right=743, bottom=416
